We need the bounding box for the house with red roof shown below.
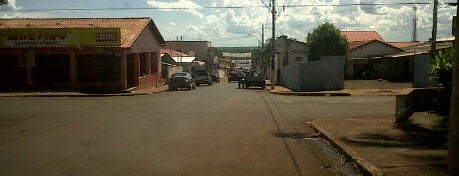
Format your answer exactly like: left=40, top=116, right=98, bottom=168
left=341, top=31, right=385, bottom=43
left=340, top=31, right=404, bottom=79
left=383, top=38, right=454, bottom=85
left=160, top=49, right=186, bottom=83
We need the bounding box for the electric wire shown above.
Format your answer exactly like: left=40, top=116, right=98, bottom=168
left=0, top=3, right=436, bottom=12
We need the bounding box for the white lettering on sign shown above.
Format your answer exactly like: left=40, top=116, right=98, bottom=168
left=96, top=33, right=117, bottom=41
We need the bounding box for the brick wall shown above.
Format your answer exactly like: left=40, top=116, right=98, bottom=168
left=138, top=74, right=160, bottom=89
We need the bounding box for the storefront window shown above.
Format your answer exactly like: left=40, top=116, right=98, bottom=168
left=77, top=54, right=121, bottom=82
left=34, top=54, right=70, bottom=84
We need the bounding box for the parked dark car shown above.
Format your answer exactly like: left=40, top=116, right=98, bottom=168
left=228, top=71, right=242, bottom=83
left=194, top=71, right=212, bottom=86
left=168, top=72, right=196, bottom=91
left=244, top=71, right=265, bottom=89
left=210, top=73, right=220, bottom=83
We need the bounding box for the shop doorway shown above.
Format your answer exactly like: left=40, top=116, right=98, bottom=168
left=0, top=55, right=27, bottom=90
left=126, top=54, right=137, bottom=89
left=34, top=54, right=70, bottom=86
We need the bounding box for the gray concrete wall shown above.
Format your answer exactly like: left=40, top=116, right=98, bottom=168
left=281, top=56, right=344, bottom=91
left=281, top=64, right=300, bottom=90
left=413, top=55, right=438, bottom=88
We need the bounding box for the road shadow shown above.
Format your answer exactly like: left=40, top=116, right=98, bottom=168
left=341, top=115, right=449, bottom=149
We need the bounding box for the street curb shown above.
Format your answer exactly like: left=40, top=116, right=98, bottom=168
left=0, top=88, right=171, bottom=98
left=309, top=120, right=385, bottom=176
left=0, top=92, right=150, bottom=98
left=269, top=91, right=351, bottom=96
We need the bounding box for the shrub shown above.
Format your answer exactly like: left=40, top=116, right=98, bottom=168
left=430, top=48, right=454, bottom=92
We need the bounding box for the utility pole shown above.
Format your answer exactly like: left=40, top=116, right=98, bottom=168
left=261, top=25, right=265, bottom=72
left=270, top=0, right=276, bottom=89
left=431, top=0, right=438, bottom=58
left=412, top=6, right=418, bottom=42
left=449, top=1, right=459, bottom=175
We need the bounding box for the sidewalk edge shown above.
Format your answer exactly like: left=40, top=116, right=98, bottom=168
left=0, top=93, right=151, bottom=97
left=269, top=90, right=351, bottom=96
left=309, top=120, right=385, bottom=176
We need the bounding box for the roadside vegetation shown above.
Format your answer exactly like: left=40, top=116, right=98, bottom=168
left=430, top=47, right=454, bottom=92
left=307, top=22, right=349, bottom=61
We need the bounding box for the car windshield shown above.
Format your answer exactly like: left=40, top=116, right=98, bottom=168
left=171, top=73, right=188, bottom=77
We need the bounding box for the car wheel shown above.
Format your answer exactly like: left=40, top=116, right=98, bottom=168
left=188, top=84, right=192, bottom=90
left=169, top=87, right=176, bottom=91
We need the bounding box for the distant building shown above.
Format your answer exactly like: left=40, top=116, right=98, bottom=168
left=276, top=36, right=310, bottom=66
left=341, top=31, right=403, bottom=80
left=160, top=49, right=184, bottom=82
left=384, top=38, right=453, bottom=85
left=275, top=36, right=310, bottom=84
left=162, top=41, right=217, bottom=73
left=0, top=17, right=165, bottom=92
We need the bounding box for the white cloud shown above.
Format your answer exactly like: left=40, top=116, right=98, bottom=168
left=0, top=0, right=456, bottom=46
left=0, top=0, right=49, bottom=18
left=1, top=0, right=19, bottom=10
left=147, top=0, right=204, bottom=18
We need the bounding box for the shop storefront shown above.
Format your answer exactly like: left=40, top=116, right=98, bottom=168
left=0, top=18, right=165, bottom=93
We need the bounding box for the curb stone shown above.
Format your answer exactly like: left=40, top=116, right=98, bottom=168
left=270, top=91, right=351, bottom=96
left=309, top=120, right=385, bottom=176
left=0, top=89, right=166, bottom=98
left=0, top=93, right=150, bottom=97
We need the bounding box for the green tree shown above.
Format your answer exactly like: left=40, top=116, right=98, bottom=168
left=0, top=0, right=8, bottom=5
left=430, top=47, right=454, bottom=92
left=260, top=38, right=273, bottom=69
left=308, top=22, right=349, bottom=61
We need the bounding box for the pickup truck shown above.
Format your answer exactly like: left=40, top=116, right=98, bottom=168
left=243, top=72, right=265, bottom=89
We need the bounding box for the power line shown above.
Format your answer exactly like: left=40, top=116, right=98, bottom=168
left=259, top=0, right=271, bottom=10
left=1, top=3, right=434, bottom=12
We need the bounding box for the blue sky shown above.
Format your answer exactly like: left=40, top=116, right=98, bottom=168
left=1, top=0, right=457, bottom=47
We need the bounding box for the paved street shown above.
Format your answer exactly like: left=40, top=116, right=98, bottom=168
left=0, top=82, right=395, bottom=176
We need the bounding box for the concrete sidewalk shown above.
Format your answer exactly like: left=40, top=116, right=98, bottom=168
left=310, top=113, right=448, bottom=176
left=268, top=85, right=413, bottom=96
left=0, top=85, right=169, bottom=97
left=267, top=83, right=448, bottom=175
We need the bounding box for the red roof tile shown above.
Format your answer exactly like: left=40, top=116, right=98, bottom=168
left=341, top=31, right=385, bottom=43
left=160, top=49, right=189, bottom=57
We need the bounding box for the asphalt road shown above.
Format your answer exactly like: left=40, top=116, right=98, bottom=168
left=0, top=81, right=395, bottom=176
